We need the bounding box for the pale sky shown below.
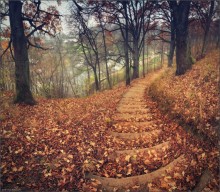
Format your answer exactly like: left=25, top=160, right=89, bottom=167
left=1, top=0, right=72, bottom=35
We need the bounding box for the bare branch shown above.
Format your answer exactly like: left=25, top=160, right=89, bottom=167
left=27, top=39, right=51, bottom=50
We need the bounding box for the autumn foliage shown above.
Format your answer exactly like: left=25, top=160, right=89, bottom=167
left=149, top=50, right=219, bottom=143
left=0, top=51, right=219, bottom=191
left=0, top=85, right=126, bottom=190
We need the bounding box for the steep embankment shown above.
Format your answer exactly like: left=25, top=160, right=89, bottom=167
left=149, top=50, right=219, bottom=144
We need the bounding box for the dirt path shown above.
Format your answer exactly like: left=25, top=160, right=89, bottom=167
left=86, top=69, right=210, bottom=191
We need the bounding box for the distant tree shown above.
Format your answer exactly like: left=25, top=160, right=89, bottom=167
left=1, top=0, right=61, bottom=105
left=192, top=0, right=216, bottom=57
left=69, top=2, right=102, bottom=91
left=157, top=1, right=176, bottom=67
left=94, top=6, right=112, bottom=89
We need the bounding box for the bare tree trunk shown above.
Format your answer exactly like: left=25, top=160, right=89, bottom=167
left=9, top=0, right=36, bottom=105
left=92, top=67, right=99, bottom=92
left=142, top=0, right=145, bottom=78
left=123, top=2, right=131, bottom=86
left=99, top=19, right=112, bottom=89
left=168, top=18, right=175, bottom=67
left=96, top=54, right=101, bottom=90
left=169, top=0, right=192, bottom=76
left=146, top=42, right=149, bottom=73
left=132, top=39, right=139, bottom=79
left=0, top=42, right=5, bottom=92
left=201, top=1, right=214, bottom=57
left=161, top=40, right=164, bottom=67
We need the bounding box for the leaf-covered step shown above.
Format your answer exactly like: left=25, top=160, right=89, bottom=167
left=85, top=155, right=185, bottom=192
left=107, top=130, right=169, bottom=150
left=121, top=97, right=145, bottom=102
left=116, top=107, right=150, bottom=114
left=122, top=93, right=145, bottom=98
left=98, top=143, right=182, bottom=178
left=113, top=113, right=153, bottom=122
left=114, top=141, right=170, bottom=156
left=117, top=105, right=149, bottom=111
left=112, top=121, right=157, bottom=133
left=109, top=129, right=161, bottom=140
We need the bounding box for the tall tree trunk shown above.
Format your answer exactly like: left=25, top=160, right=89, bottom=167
left=201, top=1, right=214, bottom=57
left=161, top=41, right=164, bottom=67
left=0, top=42, right=5, bottom=92
left=132, top=39, right=139, bottom=79
left=169, top=1, right=192, bottom=75
left=99, top=21, right=112, bottom=89
left=168, top=18, right=175, bottom=67
left=146, top=42, right=149, bottom=73
left=142, top=1, right=145, bottom=78
left=92, top=67, right=99, bottom=92
left=9, top=0, right=36, bottom=105
left=142, top=38, right=145, bottom=77
left=96, top=54, right=101, bottom=90
left=123, top=2, right=131, bottom=86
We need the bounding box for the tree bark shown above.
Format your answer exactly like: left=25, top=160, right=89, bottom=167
left=201, top=1, right=215, bottom=57
left=99, top=19, right=112, bottom=89
left=169, top=0, right=192, bottom=75
left=0, top=42, right=6, bottom=92
left=123, top=2, right=131, bottom=86
left=132, top=39, right=139, bottom=79
left=9, top=0, right=36, bottom=105
left=92, top=67, right=99, bottom=92
left=168, top=17, right=175, bottom=67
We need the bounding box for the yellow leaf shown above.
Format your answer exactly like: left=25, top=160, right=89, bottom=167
left=126, top=164, right=132, bottom=175
left=98, top=160, right=104, bottom=164
left=116, top=174, right=122, bottom=178
left=66, top=167, right=73, bottom=172
left=160, top=179, right=169, bottom=189
left=26, top=136, right=31, bottom=141
left=90, top=142, right=95, bottom=147
left=174, top=172, right=182, bottom=179
left=15, top=148, right=23, bottom=154
left=68, top=154, right=73, bottom=159
left=64, top=158, right=70, bottom=163
left=12, top=167, right=17, bottom=172
left=104, top=173, right=109, bottom=178
left=125, top=155, right=131, bottom=162
left=201, top=153, right=206, bottom=159
left=18, top=166, right=24, bottom=171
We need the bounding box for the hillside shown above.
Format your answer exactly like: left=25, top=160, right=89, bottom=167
left=0, top=51, right=219, bottom=191
left=149, top=50, right=219, bottom=143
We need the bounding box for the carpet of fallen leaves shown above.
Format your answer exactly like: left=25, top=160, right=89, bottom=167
left=0, top=85, right=127, bottom=191
left=84, top=94, right=219, bottom=191
left=0, top=50, right=219, bottom=191
left=149, top=50, right=219, bottom=143
left=148, top=50, right=219, bottom=191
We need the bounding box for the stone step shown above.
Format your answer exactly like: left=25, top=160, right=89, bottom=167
left=117, top=104, right=148, bottom=109
left=116, top=108, right=149, bottom=114
left=112, top=121, right=157, bottom=133
left=120, top=97, right=145, bottom=104
left=124, top=91, right=145, bottom=95
left=113, top=113, right=153, bottom=122
left=115, top=141, right=170, bottom=156
left=110, top=129, right=161, bottom=140
left=86, top=155, right=185, bottom=191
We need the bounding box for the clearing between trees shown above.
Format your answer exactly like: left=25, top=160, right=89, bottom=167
left=0, top=51, right=219, bottom=191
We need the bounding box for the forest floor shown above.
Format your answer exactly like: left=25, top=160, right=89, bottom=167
left=0, top=50, right=219, bottom=192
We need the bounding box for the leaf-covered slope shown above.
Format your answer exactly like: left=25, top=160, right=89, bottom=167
left=0, top=85, right=127, bottom=191
left=149, top=50, right=219, bottom=143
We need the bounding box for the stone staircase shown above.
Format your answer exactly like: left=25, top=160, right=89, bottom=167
left=85, top=73, right=207, bottom=191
